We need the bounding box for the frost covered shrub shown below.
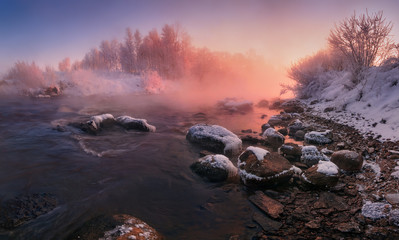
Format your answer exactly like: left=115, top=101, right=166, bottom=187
left=5, top=61, right=45, bottom=88
left=286, top=49, right=346, bottom=98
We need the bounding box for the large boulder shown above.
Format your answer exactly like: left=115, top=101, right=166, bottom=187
left=238, top=146, right=298, bottom=187
left=304, top=130, right=333, bottom=144
left=279, top=143, right=302, bottom=162
left=190, top=154, right=238, bottom=182
left=67, top=214, right=162, bottom=240
left=301, top=145, right=329, bottom=167
left=116, top=116, right=156, bottom=132
left=186, top=124, right=242, bottom=155
left=262, top=128, right=285, bottom=150
left=331, top=150, right=363, bottom=172
left=80, top=113, right=116, bottom=134
left=301, top=161, right=339, bottom=188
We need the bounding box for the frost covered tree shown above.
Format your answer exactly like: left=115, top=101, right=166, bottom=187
left=120, top=28, right=135, bottom=73
left=58, top=57, right=71, bottom=72
left=328, top=11, right=393, bottom=82
left=133, top=29, right=143, bottom=73
left=100, top=39, right=121, bottom=71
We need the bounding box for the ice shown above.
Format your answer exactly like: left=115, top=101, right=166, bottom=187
left=361, top=201, right=391, bottom=220
left=246, top=146, right=269, bottom=161
left=317, top=160, right=339, bottom=176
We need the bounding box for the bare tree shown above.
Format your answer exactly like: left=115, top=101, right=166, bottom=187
left=328, top=11, right=393, bottom=82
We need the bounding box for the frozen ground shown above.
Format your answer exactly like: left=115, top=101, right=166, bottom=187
left=301, top=67, right=399, bottom=142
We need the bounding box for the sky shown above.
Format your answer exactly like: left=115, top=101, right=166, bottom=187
left=1, top=0, right=399, bottom=75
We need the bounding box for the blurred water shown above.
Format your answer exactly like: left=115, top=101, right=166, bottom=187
left=0, top=95, right=279, bottom=239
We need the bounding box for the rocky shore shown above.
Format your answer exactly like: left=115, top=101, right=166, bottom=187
left=189, top=99, right=399, bottom=240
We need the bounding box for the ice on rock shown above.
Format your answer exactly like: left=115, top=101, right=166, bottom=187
left=246, top=146, right=269, bottom=161
left=116, top=115, right=156, bottom=132
left=187, top=124, right=242, bottom=155
left=317, top=161, right=339, bottom=176
left=361, top=201, right=392, bottom=220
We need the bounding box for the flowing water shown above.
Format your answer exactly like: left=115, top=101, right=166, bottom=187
left=0, top=94, right=280, bottom=239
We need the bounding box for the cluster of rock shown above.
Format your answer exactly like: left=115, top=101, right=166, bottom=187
left=74, top=113, right=156, bottom=135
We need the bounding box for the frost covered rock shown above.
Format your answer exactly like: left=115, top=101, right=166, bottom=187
left=238, top=146, right=296, bottom=187
left=389, top=209, right=399, bottom=226
left=279, top=143, right=302, bottom=162
left=304, top=130, right=333, bottom=144
left=288, top=119, right=305, bottom=136
left=67, top=214, right=162, bottom=240
left=261, top=123, right=272, bottom=133
left=301, top=145, right=329, bottom=167
left=116, top=116, right=156, bottom=132
left=216, top=98, right=253, bottom=113
left=186, top=124, right=242, bottom=155
left=190, top=154, right=238, bottom=182
left=80, top=113, right=116, bottom=134
left=361, top=201, right=391, bottom=220
left=301, top=161, right=339, bottom=188
left=262, top=128, right=285, bottom=150
left=331, top=150, right=363, bottom=172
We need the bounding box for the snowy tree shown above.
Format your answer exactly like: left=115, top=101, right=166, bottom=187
left=100, top=39, right=121, bottom=71
left=328, top=11, right=393, bottom=82
left=58, top=57, right=71, bottom=72
left=82, top=48, right=103, bottom=70
left=120, top=28, right=135, bottom=73
left=133, top=29, right=142, bottom=73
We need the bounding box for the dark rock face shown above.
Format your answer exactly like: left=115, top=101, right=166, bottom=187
left=280, top=143, right=302, bottom=162
left=66, top=214, right=162, bottom=240
left=186, top=124, right=242, bottom=155
left=238, top=147, right=294, bottom=187
left=190, top=154, right=237, bottom=182
left=331, top=150, right=363, bottom=172
left=0, top=193, right=57, bottom=229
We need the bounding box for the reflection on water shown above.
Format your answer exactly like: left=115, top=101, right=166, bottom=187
left=0, top=95, right=283, bottom=239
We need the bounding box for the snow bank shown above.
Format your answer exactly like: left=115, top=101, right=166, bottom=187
left=317, top=160, right=339, bottom=176
left=303, top=67, right=399, bottom=141
left=246, top=146, right=269, bottom=161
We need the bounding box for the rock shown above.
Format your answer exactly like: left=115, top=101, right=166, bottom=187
left=252, top=212, right=282, bottom=233
left=331, top=150, right=363, bottom=172
left=335, top=222, right=361, bottom=233
left=301, top=161, right=339, bottom=187
left=313, top=192, right=349, bottom=211
left=305, top=220, right=320, bottom=229
left=80, top=113, right=116, bottom=134
left=294, top=130, right=305, bottom=141
left=324, top=107, right=335, bottom=112
left=240, top=134, right=264, bottom=144
left=304, top=130, right=333, bottom=144
left=310, top=100, right=319, bottom=105
left=269, top=100, right=282, bottom=110
left=66, top=214, right=162, bottom=240
left=216, top=98, right=253, bottom=114
left=261, top=123, right=272, bottom=133
left=279, top=143, right=302, bottom=162
left=186, top=124, right=242, bottom=155
left=0, top=193, right=57, bottom=229
left=190, top=154, right=238, bottom=182
left=241, top=129, right=252, bottom=133
left=262, top=128, right=285, bottom=150
left=116, top=116, right=156, bottom=132
left=385, top=193, right=399, bottom=205
left=336, top=142, right=345, bottom=150
left=268, top=115, right=284, bottom=126
left=361, top=201, right=391, bottom=220
left=248, top=191, right=284, bottom=219
left=300, top=146, right=329, bottom=167
left=288, top=119, right=305, bottom=136
left=238, top=146, right=296, bottom=187
left=281, top=100, right=304, bottom=113
left=389, top=209, right=399, bottom=226
left=321, top=148, right=334, bottom=156
left=43, top=86, right=61, bottom=96
left=256, top=99, right=269, bottom=108
left=278, top=128, right=288, bottom=136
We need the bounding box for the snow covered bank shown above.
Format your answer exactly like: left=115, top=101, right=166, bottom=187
left=301, top=67, right=399, bottom=142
